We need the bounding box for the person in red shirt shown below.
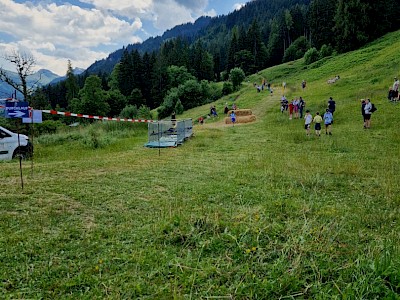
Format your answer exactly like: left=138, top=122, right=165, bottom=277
left=288, top=101, right=294, bottom=120
left=198, top=116, right=204, bottom=125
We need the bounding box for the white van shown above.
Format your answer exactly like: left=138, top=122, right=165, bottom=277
left=0, top=126, right=32, bottom=161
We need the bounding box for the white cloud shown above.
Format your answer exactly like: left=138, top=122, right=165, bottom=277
left=0, top=0, right=143, bottom=74
left=80, top=0, right=153, bottom=13
left=152, top=1, right=194, bottom=30
left=0, top=0, right=227, bottom=75
left=233, top=3, right=245, bottom=11
left=80, top=0, right=211, bottom=32
left=204, top=9, right=217, bottom=18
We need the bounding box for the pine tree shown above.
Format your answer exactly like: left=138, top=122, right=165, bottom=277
left=118, top=49, right=134, bottom=97
left=227, top=27, right=239, bottom=72
left=76, top=75, right=109, bottom=116
left=65, top=60, right=79, bottom=104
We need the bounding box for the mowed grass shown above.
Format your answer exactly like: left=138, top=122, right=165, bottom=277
left=1, top=31, right=400, bottom=299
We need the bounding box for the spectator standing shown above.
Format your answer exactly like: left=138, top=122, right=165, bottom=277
left=299, top=97, right=305, bottom=118
left=393, top=77, right=399, bottom=101
left=171, top=111, right=176, bottom=126
left=323, top=109, right=334, bottom=135
left=361, top=99, right=366, bottom=128
left=364, top=98, right=372, bottom=129
left=281, top=96, right=287, bottom=113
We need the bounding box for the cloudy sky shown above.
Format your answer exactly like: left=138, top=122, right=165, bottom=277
left=0, top=0, right=250, bottom=76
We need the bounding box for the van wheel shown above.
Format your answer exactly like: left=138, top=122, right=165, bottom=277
left=12, top=147, right=29, bottom=160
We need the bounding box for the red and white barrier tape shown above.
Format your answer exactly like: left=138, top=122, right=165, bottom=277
left=42, top=110, right=156, bottom=123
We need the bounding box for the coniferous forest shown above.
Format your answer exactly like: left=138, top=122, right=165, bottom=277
left=31, top=0, right=400, bottom=120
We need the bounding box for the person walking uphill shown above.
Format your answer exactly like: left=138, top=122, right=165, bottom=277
left=323, top=109, right=333, bottom=135
left=313, top=112, right=323, bottom=136
left=304, top=110, right=312, bottom=136
left=328, top=97, right=336, bottom=115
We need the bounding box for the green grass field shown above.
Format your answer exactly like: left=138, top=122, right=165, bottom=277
left=1, top=31, right=400, bottom=299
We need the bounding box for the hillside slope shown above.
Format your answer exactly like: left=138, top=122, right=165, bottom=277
left=183, top=30, right=400, bottom=124
left=1, top=31, right=400, bottom=298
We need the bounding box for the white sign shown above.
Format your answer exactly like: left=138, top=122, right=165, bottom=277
left=23, top=110, right=43, bottom=123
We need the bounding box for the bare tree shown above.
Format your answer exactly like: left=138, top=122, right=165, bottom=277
left=0, top=50, right=39, bottom=101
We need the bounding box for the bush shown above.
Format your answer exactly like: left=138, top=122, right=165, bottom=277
left=157, top=88, right=179, bottom=119
left=304, top=47, right=320, bottom=65
left=201, top=81, right=222, bottom=103
left=229, top=67, right=245, bottom=91
left=138, top=105, right=153, bottom=120
left=283, top=36, right=311, bottom=62
left=34, top=120, right=65, bottom=135
left=319, top=44, right=333, bottom=58
left=222, top=82, right=234, bottom=95
left=120, top=105, right=138, bottom=119
left=174, top=100, right=184, bottom=115
left=83, top=127, right=113, bottom=149
left=158, top=79, right=222, bottom=119
left=220, top=71, right=229, bottom=81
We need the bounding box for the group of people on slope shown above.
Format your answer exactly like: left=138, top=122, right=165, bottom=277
left=280, top=96, right=306, bottom=119
left=304, top=109, right=334, bottom=137
left=303, top=97, right=335, bottom=136
left=198, top=103, right=238, bottom=125
left=255, top=78, right=272, bottom=93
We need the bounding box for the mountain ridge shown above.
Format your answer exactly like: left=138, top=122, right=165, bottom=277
left=0, top=68, right=70, bottom=99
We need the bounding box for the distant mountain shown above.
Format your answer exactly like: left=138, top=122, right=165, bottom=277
left=0, top=68, right=61, bottom=99
left=86, top=16, right=212, bottom=74
left=48, top=67, right=85, bottom=85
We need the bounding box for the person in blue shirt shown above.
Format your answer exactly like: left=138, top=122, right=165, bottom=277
left=230, top=111, right=236, bottom=126
left=323, top=108, right=333, bottom=135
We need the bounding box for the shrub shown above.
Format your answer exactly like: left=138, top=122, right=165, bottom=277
left=201, top=81, right=222, bottom=103
left=304, top=47, right=320, bottom=65
left=34, top=120, right=65, bottom=135
left=138, top=105, right=153, bottom=120
left=319, top=44, right=333, bottom=58
left=283, top=36, right=311, bottom=62
left=120, top=105, right=138, bottom=119
left=220, top=70, right=229, bottom=81
left=229, top=67, right=245, bottom=90
left=83, top=127, right=113, bottom=149
left=222, top=82, right=234, bottom=95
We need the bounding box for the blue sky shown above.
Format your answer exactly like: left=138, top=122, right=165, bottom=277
left=0, top=0, right=251, bottom=76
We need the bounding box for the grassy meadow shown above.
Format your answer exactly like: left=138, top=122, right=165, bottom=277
left=1, top=31, right=400, bottom=299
